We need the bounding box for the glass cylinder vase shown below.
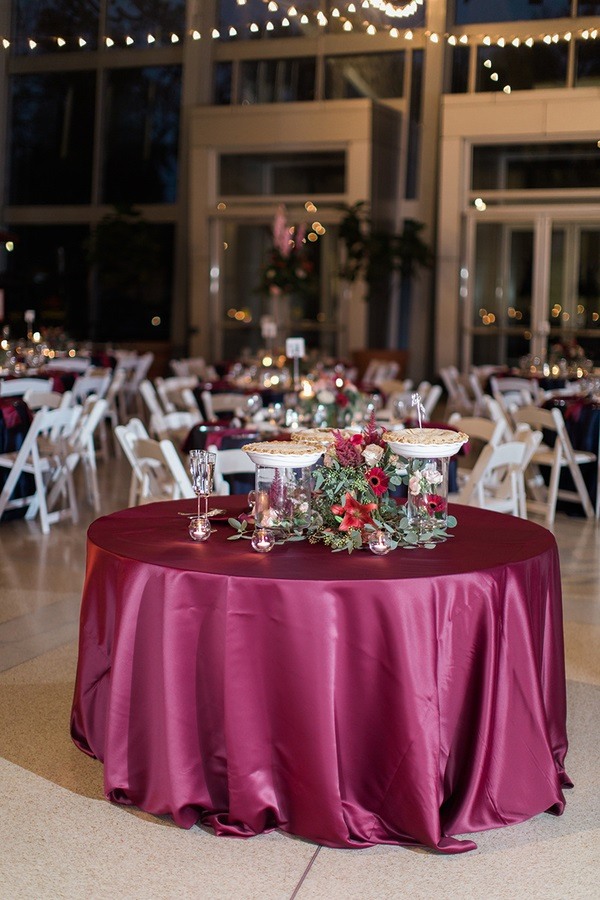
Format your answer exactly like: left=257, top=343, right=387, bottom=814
left=406, top=456, right=449, bottom=538
left=254, top=464, right=313, bottom=538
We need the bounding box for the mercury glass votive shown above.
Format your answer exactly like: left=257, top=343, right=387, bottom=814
left=251, top=527, right=276, bottom=553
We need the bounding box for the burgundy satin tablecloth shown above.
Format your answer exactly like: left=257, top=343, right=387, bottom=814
left=70, top=499, right=571, bottom=854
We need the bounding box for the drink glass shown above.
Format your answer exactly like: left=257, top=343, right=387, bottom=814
left=189, top=449, right=216, bottom=539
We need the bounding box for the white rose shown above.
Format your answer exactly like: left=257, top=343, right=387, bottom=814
left=317, top=389, right=336, bottom=405
left=362, top=443, right=384, bottom=466
left=422, top=465, right=443, bottom=485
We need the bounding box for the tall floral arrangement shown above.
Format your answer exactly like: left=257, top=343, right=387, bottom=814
left=258, top=205, right=315, bottom=297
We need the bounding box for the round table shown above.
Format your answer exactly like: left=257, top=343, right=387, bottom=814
left=70, top=498, right=571, bottom=854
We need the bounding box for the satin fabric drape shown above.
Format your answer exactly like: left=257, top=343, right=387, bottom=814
left=71, top=499, right=570, bottom=854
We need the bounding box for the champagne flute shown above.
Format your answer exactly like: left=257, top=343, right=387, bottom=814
left=189, top=449, right=216, bottom=541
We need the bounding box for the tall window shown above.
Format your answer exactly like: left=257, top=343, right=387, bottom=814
left=103, top=66, right=182, bottom=204
left=453, top=0, right=570, bottom=25
left=9, top=72, right=96, bottom=204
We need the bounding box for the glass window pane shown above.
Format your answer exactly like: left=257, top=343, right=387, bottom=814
left=240, top=58, right=316, bottom=103
left=578, top=1, right=600, bottom=11
left=91, top=218, right=174, bottom=341
left=405, top=49, right=423, bottom=200
left=106, top=0, right=185, bottom=46
left=219, top=220, right=334, bottom=359
left=577, top=230, right=600, bottom=331
left=8, top=72, right=96, bottom=205
left=12, top=0, right=99, bottom=54
left=324, top=53, right=404, bottom=100
left=476, top=44, right=567, bottom=92
left=448, top=46, right=469, bottom=94
left=453, top=0, right=570, bottom=25
left=3, top=225, right=90, bottom=339
left=472, top=143, right=600, bottom=191
left=102, top=66, right=181, bottom=204
left=576, top=39, right=600, bottom=87
left=214, top=62, right=233, bottom=105
left=219, top=152, right=346, bottom=196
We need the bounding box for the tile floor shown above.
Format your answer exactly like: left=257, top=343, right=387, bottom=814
left=0, top=455, right=599, bottom=899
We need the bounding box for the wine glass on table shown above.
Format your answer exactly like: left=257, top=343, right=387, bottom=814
left=188, top=449, right=216, bottom=542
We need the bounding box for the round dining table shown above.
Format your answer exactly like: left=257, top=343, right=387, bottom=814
left=70, top=498, right=571, bottom=854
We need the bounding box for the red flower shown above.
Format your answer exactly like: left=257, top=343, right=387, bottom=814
left=331, top=492, right=377, bottom=532
left=365, top=467, right=389, bottom=497
left=425, top=494, right=447, bottom=514
left=335, top=392, right=349, bottom=407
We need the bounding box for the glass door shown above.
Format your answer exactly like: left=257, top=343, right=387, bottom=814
left=549, top=224, right=600, bottom=366
left=466, top=221, right=535, bottom=368
left=212, top=215, right=342, bottom=362
left=465, top=216, right=600, bottom=370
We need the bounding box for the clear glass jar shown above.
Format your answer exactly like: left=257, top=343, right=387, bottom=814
left=406, top=456, right=449, bottom=537
left=254, top=464, right=313, bottom=537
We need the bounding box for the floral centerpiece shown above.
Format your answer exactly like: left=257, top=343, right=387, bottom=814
left=299, top=375, right=363, bottom=428
left=548, top=338, right=592, bottom=376
left=228, top=415, right=463, bottom=554
left=308, top=415, right=459, bottom=553
left=257, top=205, right=316, bottom=298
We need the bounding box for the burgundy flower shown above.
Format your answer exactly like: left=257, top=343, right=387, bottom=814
left=424, top=494, right=447, bottom=514
left=331, top=492, right=377, bottom=532
left=365, top=467, right=389, bottom=497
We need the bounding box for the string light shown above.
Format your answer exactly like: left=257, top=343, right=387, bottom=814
left=9, top=16, right=600, bottom=51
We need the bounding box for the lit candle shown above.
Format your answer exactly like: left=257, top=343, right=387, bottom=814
left=251, top=527, right=275, bottom=553
left=188, top=516, right=212, bottom=542
left=255, top=490, right=269, bottom=515
left=368, top=530, right=392, bottom=556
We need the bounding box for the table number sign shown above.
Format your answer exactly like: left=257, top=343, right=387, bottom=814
left=285, top=337, right=305, bottom=359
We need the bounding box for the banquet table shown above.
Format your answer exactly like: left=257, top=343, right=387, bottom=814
left=70, top=498, right=571, bottom=854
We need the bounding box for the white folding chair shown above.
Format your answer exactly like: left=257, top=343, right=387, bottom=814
left=208, top=443, right=256, bottom=496
left=511, top=404, right=596, bottom=525
left=0, top=378, right=53, bottom=397
left=0, top=405, right=82, bottom=533
left=439, top=366, right=475, bottom=417
left=139, top=380, right=199, bottom=444
left=448, top=413, right=508, bottom=489
left=169, top=357, right=215, bottom=380
left=421, top=383, right=443, bottom=421
left=22, top=389, right=73, bottom=411
left=71, top=369, right=112, bottom=404
left=201, top=390, right=244, bottom=423
left=453, top=439, right=534, bottom=518
left=490, top=375, right=543, bottom=411
left=43, top=357, right=92, bottom=373
left=49, top=396, right=108, bottom=512
left=155, top=376, right=200, bottom=414
left=114, top=418, right=151, bottom=506
left=97, top=366, right=128, bottom=457
left=122, top=352, right=154, bottom=418
left=115, top=424, right=194, bottom=505
left=139, top=378, right=165, bottom=424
